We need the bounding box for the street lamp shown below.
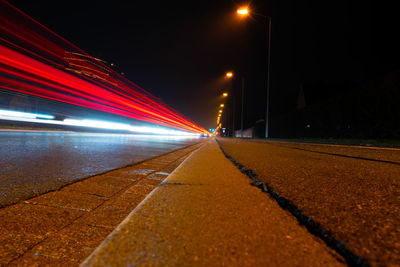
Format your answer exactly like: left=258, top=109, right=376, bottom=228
left=237, top=7, right=249, bottom=16
left=222, top=92, right=228, bottom=97
left=226, top=70, right=245, bottom=138
left=220, top=104, right=224, bottom=107
left=236, top=6, right=272, bottom=139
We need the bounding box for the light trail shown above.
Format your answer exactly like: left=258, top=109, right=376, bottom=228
left=0, top=109, right=54, bottom=119
left=0, top=109, right=199, bottom=136
left=0, top=0, right=209, bottom=134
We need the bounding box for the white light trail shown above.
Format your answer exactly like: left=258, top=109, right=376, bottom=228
left=0, top=109, right=55, bottom=119
left=0, top=109, right=200, bottom=136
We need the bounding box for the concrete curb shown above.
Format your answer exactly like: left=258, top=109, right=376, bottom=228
left=80, top=143, right=205, bottom=266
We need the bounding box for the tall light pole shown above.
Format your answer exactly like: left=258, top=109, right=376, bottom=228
left=241, top=76, right=244, bottom=137
left=265, top=16, right=272, bottom=139
left=225, top=72, right=236, bottom=137
left=237, top=7, right=272, bottom=139
left=226, top=71, right=245, bottom=137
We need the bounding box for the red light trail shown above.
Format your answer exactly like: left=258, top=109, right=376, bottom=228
left=0, top=0, right=208, bottom=134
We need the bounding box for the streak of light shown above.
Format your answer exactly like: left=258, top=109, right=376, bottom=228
left=0, top=109, right=54, bottom=119
left=67, top=51, right=108, bottom=63
left=0, top=1, right=209, bottom=135
left=0, top=111, right=199, bottom=136
left=0, top=44, right=205, bottom=133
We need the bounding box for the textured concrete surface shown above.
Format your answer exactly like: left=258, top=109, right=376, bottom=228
left=82, top=139, right=344, bottom=267
left=0, top=142, right=203, bottom=266
left=218, top=138, right=400, bottom=266
left=271, top=139, right=400, bottom=163
left=0, top=131, right=203, bottom=207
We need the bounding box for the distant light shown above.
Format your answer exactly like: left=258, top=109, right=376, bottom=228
left=226, top=72, right=233, bottom=78
left=223, top=92, right=228, bottom=97
left=220, top=104, right=224, bottom=107
left=219, top=110, right=222, bottom=113
left=237, top=8, right=249, bottom=16
left=0, top=109, right=54, bottom=120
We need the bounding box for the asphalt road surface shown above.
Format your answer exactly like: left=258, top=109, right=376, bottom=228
left=218, top=138, right=400, bottom=267
left=0, top=130, right=202, bottom=207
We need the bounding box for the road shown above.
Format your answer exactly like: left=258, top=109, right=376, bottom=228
left=217, top=138, right=400, bottom=267
left=0, top=130, right=202, bottom=207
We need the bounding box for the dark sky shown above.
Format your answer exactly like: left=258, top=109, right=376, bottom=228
left=9, top=0, right=399, bottom=130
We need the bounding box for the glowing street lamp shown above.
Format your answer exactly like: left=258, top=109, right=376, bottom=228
left=222, top=92, right=228, bottom=97
left=226, top=72, right=233, bottom=78
left=219, top=110, right=222, bottom=113
left=235, top=6, right=272, bottom=139
left=237, top=7, right=249, bottom=16
left=220, top=104, right=224, bottom=107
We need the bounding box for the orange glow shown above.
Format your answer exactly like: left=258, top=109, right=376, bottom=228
left=226, top=72, right=233, bottom=78
left=237, top=7, right=249, bottom=16
left=223, top=92, right=228, bottom=97
left=219, top=110, right=222, bottom=113
left=220, top=104, right=224, bottom=107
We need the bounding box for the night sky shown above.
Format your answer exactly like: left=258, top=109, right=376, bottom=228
left=9, top=0, right=399, bottom=130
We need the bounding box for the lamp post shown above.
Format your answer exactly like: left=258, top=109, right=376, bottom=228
left=225, top=72, right=236, bottom=137
left=237, top=7, right=272, bottom=139
left=240, top=76, right=244, bottom=137
left=226, top=71, right=245, bottom=137
left=265, top=16, right=272, bottom=139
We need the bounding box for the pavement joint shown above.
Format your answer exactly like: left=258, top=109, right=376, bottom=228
left=274, top=144, right=400, bottom=166
left=78, top=192, right=109, bottom=200
left=158, top=182, right=188, bottom=187
left=26, top=202, right=91, bottom=212
left=216, top=138, right=370, bottom=267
